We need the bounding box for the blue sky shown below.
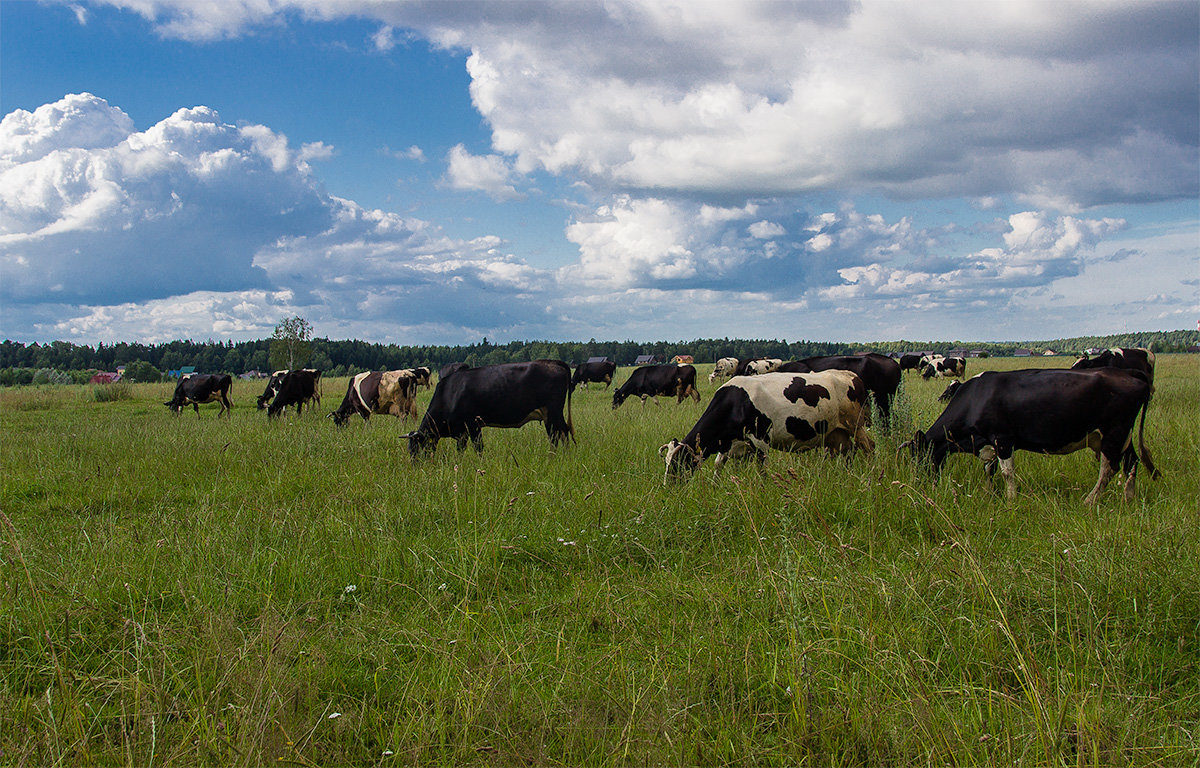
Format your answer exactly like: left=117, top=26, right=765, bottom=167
left=1, top=0, right=1196, bottom=345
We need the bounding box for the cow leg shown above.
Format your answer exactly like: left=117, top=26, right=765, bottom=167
left=998, top=456, right=1017, bottom=500
left=193, top=403, right=200, bottom=418
left=1084, top=453, right=1117, bottom=505
left=470, top=429, right=485, bottom=453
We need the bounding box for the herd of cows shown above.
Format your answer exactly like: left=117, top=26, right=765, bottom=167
left=161, top=347, right=1161, bottom=503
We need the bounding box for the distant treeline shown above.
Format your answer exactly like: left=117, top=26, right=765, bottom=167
left=1, top=330, right=1195, bottom=385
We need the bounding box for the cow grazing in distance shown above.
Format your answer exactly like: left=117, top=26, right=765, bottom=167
left=257, top=368, right=322, bottom=413
left=708, top=357, right=739, bottom=384
left=660, top=370, right=874, bottom=483
left=412, top=367, right=433, bottom=389
left=1071, top=347, right=1155, bottom=388
left=777, top=353, right=901, bottom=425
left=405, top=359, right=573, bottom=456
left=164, top=373, right=233, bottom=418
left=902, top=368, right=1159, bottom=504
left=612, top=364, right=700, bottom=409
left=922, top=356, right=966, bottom=380
left=734, top=357, right=783, bottom=376
left=899, top=353, right=924, bottom=372
left=438, top=362, right=471, bottom=381
left=262, top=369, right=322, bottom=418
left=572, top=360, right=617, bottom=389
left=328, top=370, right=419, bottom=427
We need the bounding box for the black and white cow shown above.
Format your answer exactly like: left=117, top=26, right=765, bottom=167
left=257, top=368, right=322, bottom=413
left=1071, top=347, right=1155, bottom=388
left=412, top=366, right=433, bottom=389
left=778, top=353, right=901, bottom=424
left=164, top=373, right=233, bottom=418
left=572, top=360, right=617, bottom=389
left=922, top=356, right=966, bottom=379
left=260, top=369, right=322, bottom=418
left=734, top=357, right=783, bottom=376
left=328, top=369, right=419, bottom=427
left=708, top=357, right=739, bottom=384
left=899, top=353, right=924, bottom=372
left=612, top=364, right=701, bottom=409
left=660, top=370, right=874, bottom=483
left=405, top=359, right=574, bottom=456
left=903, top=368, right=1160, bottom=504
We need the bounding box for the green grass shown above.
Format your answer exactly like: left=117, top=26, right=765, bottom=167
left=2, top=356, right=1197, bottom=766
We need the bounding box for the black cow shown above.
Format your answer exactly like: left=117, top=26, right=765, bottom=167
left=572, top=360, right=617, bottom=389
left=261, top=369, right=322, bottom=418
left=612, top=364, right=700, bottom=409
left=164, top=373, right=233, bottom=418
left=903, top=368, right=1160, bottom=504
left=778, top=353, right=901, bottom=424
left=922, top=356, right=966, bottom=379
left=405, top=360, right=574, bottom=456
left=660, top=370, right=874, bottom=483
left=257, top=368, right=322, bottom=412
left=1071, top=347, right=1155, bottom=388
left=329, top=370, right=419, bottom=427
left=899, top=353, right=923, bottom=372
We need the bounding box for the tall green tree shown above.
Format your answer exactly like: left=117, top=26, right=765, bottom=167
left=269, top=316, right=313, bottom=371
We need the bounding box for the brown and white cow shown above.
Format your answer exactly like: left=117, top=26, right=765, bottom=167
left=328, top=369, right=419, bottom=427
left=660, top=370, right=874, bottom=483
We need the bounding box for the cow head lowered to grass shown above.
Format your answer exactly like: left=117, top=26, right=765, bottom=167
left=901, top=368, right=1160, bottom=504
left=660, top=370, right=874, bottom=484
left=404, top=359, right=574, bottom=457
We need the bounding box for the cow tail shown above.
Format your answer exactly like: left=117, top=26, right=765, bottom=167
left=1136, top=393, right=1161, bottom=480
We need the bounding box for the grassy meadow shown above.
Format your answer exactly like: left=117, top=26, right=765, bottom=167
left=1, top=355, right=1197, bottom=766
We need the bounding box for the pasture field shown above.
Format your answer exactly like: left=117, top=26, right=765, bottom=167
left=1, top=355, right=1197, bottom=766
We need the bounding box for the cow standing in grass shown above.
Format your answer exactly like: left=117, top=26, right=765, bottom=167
left=661, top=370, right=873, bottom=483
left=164, top=374, right=233, bottom=418
left=406, top=359, right=573, bottom=456
left=329, top=370, right=419, bottom=427
left=612, top=364, right=700, bottom=409
left=903, top=368, right=1159, bottom=504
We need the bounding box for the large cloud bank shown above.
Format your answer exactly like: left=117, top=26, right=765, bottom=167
left=1, top=1, right=1196, bottom=343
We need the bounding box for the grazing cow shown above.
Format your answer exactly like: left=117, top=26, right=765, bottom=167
left=164, top=373, right=233, bottom=418
left=261, top=369, right=323, bottom=418
left=734, top=357, right=783, bottom=376
left=902, top=368, right=1160, bottom=504
left=660, top=371, right=874, bottom=483
left=328, top=370, right=419, bottom=427
left=405, top=359, right=573, bottom=456
left=899, top=353, right=924, bottom=372
left=612, top=364, right=701, bottom=409
left=572, top=360, right=618, bottom=389
left=438, top=362, right=471, bottom=381
left=938, top=380, right=961, bottom=402
left=922, top=356, right=966, bottom=380
left=778, top=353, right=901, bottom=424
left=1071, top=347, right=1155, bottom=388
left=411, top=367, right=433, bottom=389
left=257, top=368, right=322, bottom=413
left=708, top=357, right=739, bottom=384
